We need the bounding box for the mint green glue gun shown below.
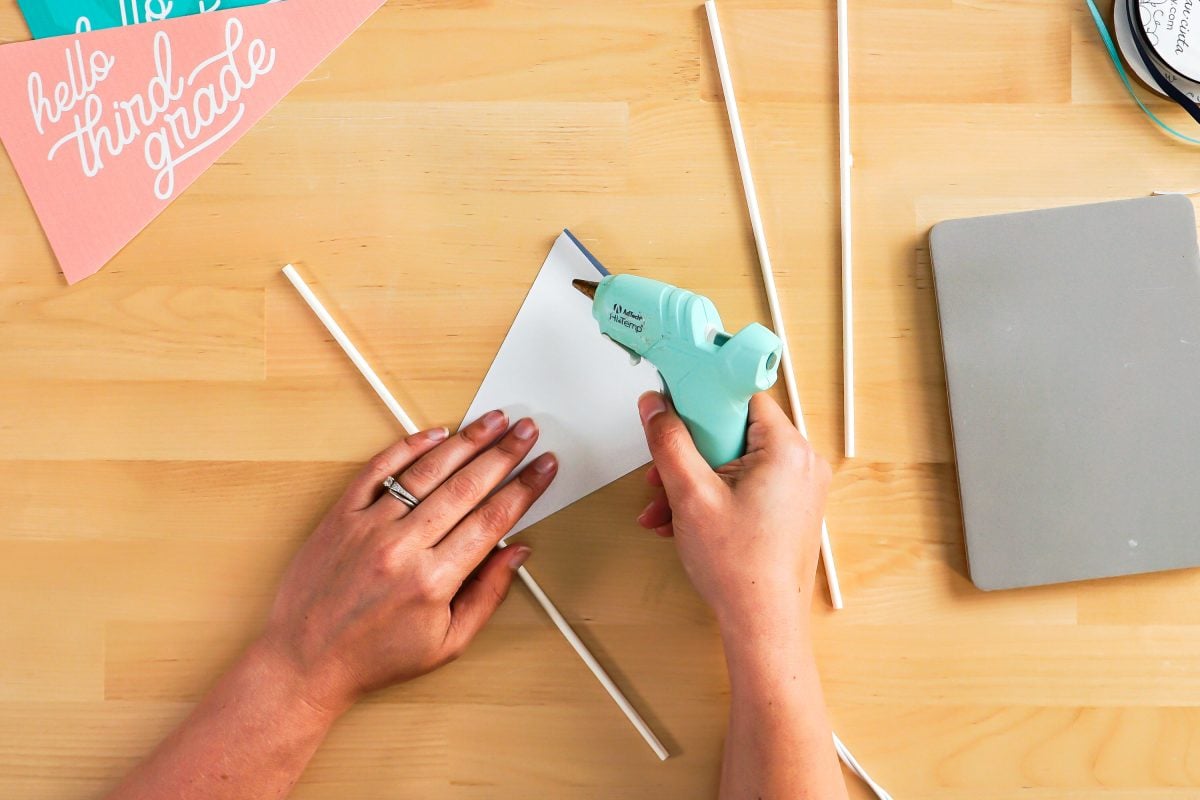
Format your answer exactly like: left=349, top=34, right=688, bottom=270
left=573, top=274, right=783, bottom=467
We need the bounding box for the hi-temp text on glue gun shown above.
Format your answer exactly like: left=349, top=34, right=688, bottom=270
left=573, top=274, right=782, bottom=467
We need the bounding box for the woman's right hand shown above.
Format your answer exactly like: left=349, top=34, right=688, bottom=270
left=634, top=391, right=831, bottom=637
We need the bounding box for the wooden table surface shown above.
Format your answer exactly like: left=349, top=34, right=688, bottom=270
left=4, top=0, right=1200, bottom=797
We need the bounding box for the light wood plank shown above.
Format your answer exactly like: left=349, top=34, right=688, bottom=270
left=1, top=0, right=1197, bottom=796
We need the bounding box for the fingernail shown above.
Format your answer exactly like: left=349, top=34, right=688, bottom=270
left=531, top=452, right=557, bottom=475
left=512, top=418, right=537, bottom=440
left=638, top=392, right=667, bottom=424
left=426, top=426, right=449, bottom=441
left=481, top=409, right=506, bottom=430
left=509, top=546, right=532, bottom=570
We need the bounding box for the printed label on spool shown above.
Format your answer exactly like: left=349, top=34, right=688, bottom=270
left=1140, top=0, right=1200, bottom=82
left=1120, top=1, right=1200, bottom=99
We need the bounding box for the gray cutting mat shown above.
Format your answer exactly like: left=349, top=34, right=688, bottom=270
left=930, top=195, right=1200, bottom=590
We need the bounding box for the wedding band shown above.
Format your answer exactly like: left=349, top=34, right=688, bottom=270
left=382, top=476, right=420, bottom=509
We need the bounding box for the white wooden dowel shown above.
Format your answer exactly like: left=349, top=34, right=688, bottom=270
left=834, top=733, right=893, bottom=800
left=704, top=0, right=843, bottom=610
left=837, top=0, right=856, bottom=458
left=506, top=546, right=670, bottom=761
left=282, top=265, right=418, bottom=435
left=281, top=264, right=670, bottom=761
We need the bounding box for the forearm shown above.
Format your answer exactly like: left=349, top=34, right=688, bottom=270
left=719, top=621, right=847, bottom=800
left=105, top=639, right=346, bottom=800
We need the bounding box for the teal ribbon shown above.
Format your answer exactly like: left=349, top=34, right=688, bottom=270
left=1083, top=0, right=1200, bottom=145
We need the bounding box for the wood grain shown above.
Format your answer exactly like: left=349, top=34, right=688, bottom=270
left=3, top=0, right=1200, bottom=796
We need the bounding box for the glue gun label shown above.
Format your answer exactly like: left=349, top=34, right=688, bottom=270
left=607, top=303, right=646, bottom=334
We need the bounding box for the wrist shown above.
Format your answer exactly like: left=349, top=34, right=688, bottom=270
left=721, top=627, right=819, bottom=708
left=244, top=636, right=356, bottom=726
left=713, top=587, right=809, bottom=642
left=717, top=603, right=813, bottom=672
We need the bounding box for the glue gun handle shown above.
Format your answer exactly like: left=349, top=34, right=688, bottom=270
left=662, top=372, right=750, bottom=469
left=655, top=322, right=781, bottom=469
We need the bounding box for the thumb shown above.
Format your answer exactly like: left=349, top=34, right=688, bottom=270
left=446, top=545, right=529, bottom=656
left=637, top=391, right=721, bottom=499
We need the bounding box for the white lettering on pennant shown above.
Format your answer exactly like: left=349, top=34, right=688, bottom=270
left=31, top=17, right=276, bottom=199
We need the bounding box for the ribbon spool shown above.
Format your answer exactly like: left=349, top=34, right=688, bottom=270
left=1115, top=0, right=1200, bottom=103
left=1115, top=0, right=1200, bottom=126
left=1083, top=0, right=1200, bottom=142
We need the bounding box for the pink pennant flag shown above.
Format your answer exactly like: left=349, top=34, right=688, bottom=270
left=0, top=0, right=386, bottom=284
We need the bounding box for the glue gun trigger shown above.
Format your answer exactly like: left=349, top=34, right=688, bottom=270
left=601, top=333, right=643, bottom=366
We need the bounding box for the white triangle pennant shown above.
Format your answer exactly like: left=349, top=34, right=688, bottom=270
left=461, top=231, right=661, bottom=539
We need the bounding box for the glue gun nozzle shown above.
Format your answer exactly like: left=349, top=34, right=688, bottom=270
left=572, top=279, right=599, bottom=300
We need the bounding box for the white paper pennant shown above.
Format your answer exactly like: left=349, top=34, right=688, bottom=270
left=460, top=231, right=661, bottom=539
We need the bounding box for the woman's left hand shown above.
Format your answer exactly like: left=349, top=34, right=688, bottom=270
left=257, top=410, right=557, bottom=715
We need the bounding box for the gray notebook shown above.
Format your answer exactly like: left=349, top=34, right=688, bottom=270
left=930, top=195, right=1200, bottom=590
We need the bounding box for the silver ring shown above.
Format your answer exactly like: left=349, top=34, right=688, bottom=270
left=382, top=476, right=420, bottom=509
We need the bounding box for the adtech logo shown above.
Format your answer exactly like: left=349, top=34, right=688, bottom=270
left=608, top=303, right=645, bottom=334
